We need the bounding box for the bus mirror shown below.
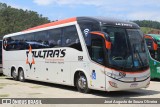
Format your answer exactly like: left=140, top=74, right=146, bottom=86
left=104, top=33, right=111, bottom=50
left=145, top=35, right=157, bottom=51
left=89, top=32, right=111, bottom=50
left=153, top=42, right=158, bottom=51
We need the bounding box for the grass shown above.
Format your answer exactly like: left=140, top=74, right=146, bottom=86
left=141, top=27, right=160, bottom=34
left=0, top=83, right=19, bottom=87
left=0, top=83, right=7, bottom=87
left=0, top=94, right=9, bottom=97
left=0, top=83, right=7, bottom=89
left=141, top=27, right=153, bottom=34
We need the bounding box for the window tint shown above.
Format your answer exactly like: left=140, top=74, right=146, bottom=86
left=102, top=27, right=129, bottom=59
left=24, top=33, right=35, bottom=49
left=4, top=35, right=26, bottom=50
left=34, top=31, right=50, bottom=49
left=91, top=34, right=105, bottom=65
left=62, top=26, right=82, bottom=51
left=3, top=37, right=11, bottom=50
left=79, top=21, right=100, bottom=38
left=3, top=25, right=82, bottom=51
left=48, top=28, right=62, bottom=47
left=3, top=33, right=34, bottom=51
left=145, top=38, right=154, bottom=50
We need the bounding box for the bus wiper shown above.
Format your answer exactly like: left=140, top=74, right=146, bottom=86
left=122, top=56, right=129, bottom=70
left=109, top=64, right=123, bottom=70
left=133, top=44, right=144, bottom=67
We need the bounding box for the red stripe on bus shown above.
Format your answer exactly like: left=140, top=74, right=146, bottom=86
left=23, top=17, right=77, bottom=32
left=110, top=67, right=149, bottom=74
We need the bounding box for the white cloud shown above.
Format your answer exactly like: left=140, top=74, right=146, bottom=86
left=33, top=0, right=54, bottom=6
left=128, top=12, right=160, bottom=21
left=33, top=0, right=106, bottom=6
left=33, top=0, right=160, bottom=21
left=9, top=4, right=30, bottom=10
left=33, top=0, right=160, bottom=6
left=0, top=0, right=30, bottom=10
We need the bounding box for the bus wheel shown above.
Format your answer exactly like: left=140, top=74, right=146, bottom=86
left=76, top=72, right=90, bottom=93
left=11, top=68, right=18, bottom=80
left=18, top=69, right=25, bottom=82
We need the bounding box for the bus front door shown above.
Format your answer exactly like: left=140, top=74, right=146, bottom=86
left=87, top=32, right=110, bottom=90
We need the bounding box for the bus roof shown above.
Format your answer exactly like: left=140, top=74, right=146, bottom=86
left=4, top=17, right=77, bottom=38
left=23, top=17, right=77, bottom=32
left=77, top=17, right=140, bottom=29
left=4, top=16, right=140, bottom=38
left=24, top=16, right=140, bottom=32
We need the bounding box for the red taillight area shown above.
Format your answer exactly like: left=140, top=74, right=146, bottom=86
left=108, top=81, right=118, bottom=88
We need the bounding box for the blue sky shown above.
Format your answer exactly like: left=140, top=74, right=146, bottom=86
left=0, top=0, right=160, bottom=22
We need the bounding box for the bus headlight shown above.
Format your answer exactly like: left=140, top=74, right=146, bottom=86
left=106, top=72, right=124, bottom=79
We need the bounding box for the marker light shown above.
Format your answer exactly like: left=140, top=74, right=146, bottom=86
left=109, top=81, right=118, bottom=88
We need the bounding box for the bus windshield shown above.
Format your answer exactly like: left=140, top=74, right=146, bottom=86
left=102, top=26, right=149, bottom=71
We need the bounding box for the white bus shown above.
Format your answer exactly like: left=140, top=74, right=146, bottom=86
left=3, top=17, right=150, bottom=93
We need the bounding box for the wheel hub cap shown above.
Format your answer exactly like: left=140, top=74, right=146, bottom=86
left=78, top=76, right=86, bottom=89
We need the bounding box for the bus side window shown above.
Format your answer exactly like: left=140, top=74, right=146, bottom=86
left=24, top=33, right=35, bottom=49
left=145, top=38, right=154, bottom=50
left=34, top=31, right=49, bottom=49
left=90, top=34, right=105, bottom=65
left=48, top=28, right=62, bottom=47
left=62, top=25, right=82, bottom=51
left=4, top=37, right=13, bottom=51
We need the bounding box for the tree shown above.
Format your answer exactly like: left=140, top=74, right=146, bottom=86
left=0, top=2, right=50, bottom=39
left=133, top=20, right=160, bottom=29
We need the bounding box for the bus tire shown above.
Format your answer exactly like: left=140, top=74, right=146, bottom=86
left=76, top=72, right=90, bottom=93
left=11, top=67, right=18, bottom=80
left=18, top=68, right=25, bottom=82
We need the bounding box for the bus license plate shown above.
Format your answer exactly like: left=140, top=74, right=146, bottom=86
left=130, top=83, right=138, bottom=87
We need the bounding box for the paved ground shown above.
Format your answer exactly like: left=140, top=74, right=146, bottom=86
left=0, top=76, right=160, bottom=107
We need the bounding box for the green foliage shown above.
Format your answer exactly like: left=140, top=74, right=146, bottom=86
left=140, top=27, right=160, bottom=34
left=0, top=2, right=50, bottom=39
left=133, top=20, right=160, bottom=29
left=140, top=27, right=153, bottom=34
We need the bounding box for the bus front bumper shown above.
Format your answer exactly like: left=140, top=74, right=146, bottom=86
left=106, top=76, right=150, bottom=91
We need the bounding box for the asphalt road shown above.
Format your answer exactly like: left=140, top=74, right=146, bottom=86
left=0, top=76, right=160, bottom=107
